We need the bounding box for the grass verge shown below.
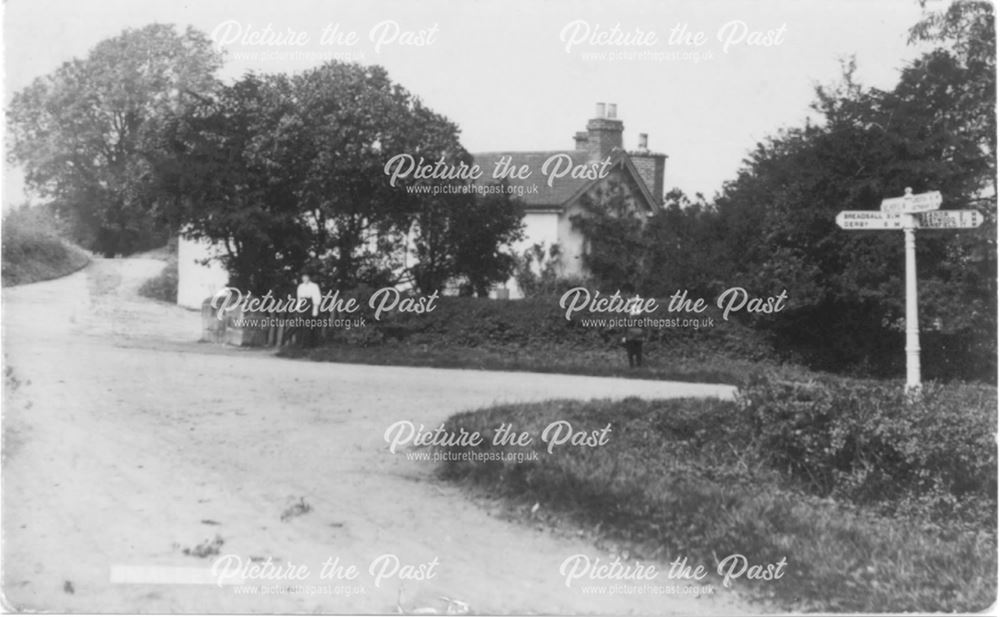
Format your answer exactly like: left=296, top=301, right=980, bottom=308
left=431, top=382, right=997, bottom=612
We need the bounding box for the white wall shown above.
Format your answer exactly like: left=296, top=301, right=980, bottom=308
left=516, top=211, right=561, bottom=254
left=497, top=210, right=563, bottom=299
left=177, top=235, right=229, bottom=309
left=557, top=204, right=587, bottom=278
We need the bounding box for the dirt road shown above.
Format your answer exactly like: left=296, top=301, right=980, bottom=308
left=2, top=257, right=745, bottom=614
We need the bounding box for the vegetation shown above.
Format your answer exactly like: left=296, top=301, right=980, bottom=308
left=279, top=292, right=821, bottom=384
left=571, top=2, right=996, bottom=380
left=6, top=25, right=221, bottom=256
left=137, top=255, right=178, bottom=303
left=2, top=206, right=89, bottom=286
left=157, top=63, right=523, bottom=296
left=6, top=27, right=524, bottom=291
left=285, top=287, right=992, bottom=382
left=433, top=377, right=997, bottom=612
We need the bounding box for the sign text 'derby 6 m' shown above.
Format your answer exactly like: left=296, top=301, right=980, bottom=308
left=835, top=211, right=905, bottom=230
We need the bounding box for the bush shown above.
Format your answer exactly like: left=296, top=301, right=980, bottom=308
left=2, top=205, right=89, bottom=286
left=285, top=294, right=809, bottom=384
left=432, top=382, right=997, bottom=611
left=138, top=256, right=178, bottom=303
left=321, top=294, right=777, bottom=358
left=737, top=375, right=997, bottom=526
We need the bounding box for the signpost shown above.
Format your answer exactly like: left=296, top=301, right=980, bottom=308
left=880, top=190, right=942, bottom=215
left=914, top=210, right=983, bottom=229
left=836, top=188, right=984, bottom=394
left=835, top=211, right=905, bottom=230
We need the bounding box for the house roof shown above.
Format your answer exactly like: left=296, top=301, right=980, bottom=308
left=470, top=150, right=593, bottom=210
left=470, top=149, right=658, bottom=213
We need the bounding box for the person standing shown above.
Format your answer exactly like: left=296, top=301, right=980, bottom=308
left=624, top=314, right=644, bottom=368
left=621, top=285, right=645, bottom=368
left=296, top=272, right=322, bottom=347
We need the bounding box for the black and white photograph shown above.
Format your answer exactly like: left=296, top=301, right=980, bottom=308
left=1, top=0, right=996, bottom=614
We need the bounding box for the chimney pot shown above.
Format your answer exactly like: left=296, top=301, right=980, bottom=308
left=607, top=103, right=618, bottom=119
left=638, top=133, right=648, bottom=150
left=595, top=102, right=606, bottom=118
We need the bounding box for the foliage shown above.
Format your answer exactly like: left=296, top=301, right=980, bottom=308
left=409, top=189, right=525, bottom=295
left=639, top=190, right=729, bottom=298
left=566, top=2, right=996, bottom=380
left=433, top=379, right=997, bottom=611
left=2, top=205, right=90, bottom=286
left=737, top=374, right=997, bottom=524
left=511, top=243, right=588, bottom=297
left=162, top=61, right=522, bottom=295
left=571, top=178, right=648, bottom=290
left=307, top=294, right=771, bottom=355
left=6, top=24, right=222, bottom=256
left=282, top=293, right=813, bottom=384
left=137, top=256, right=178, bottom=303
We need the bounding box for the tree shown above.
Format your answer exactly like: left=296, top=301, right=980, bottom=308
left=708, top=1, right=996, bottom=379
left=165, top=61, right=522, bottom=295
left=639, top=190, right=727, bottom=298
left=158, top=73, right=313, bottom=293
left=409, top=188, right=524, bottom=295
left=6, top=24, right=222, bottom=256
left=571, top=177, right=649, bottom=291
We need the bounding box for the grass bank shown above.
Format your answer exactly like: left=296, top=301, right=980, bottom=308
left=2, top=207, right=90, bottom=287
left=431, top=378, right=997, bottom=612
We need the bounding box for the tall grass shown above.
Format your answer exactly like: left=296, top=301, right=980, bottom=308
left=2, top=206, right=89, bottom=286
left=433, top=380, right=997, bottom=612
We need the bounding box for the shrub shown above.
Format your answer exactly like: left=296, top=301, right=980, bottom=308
left=286, top=293, right=808, bottom=384
left=2, top=205, right=89, bottom=286
left=138, top=257, right=178, bottom=303
left=737, top=375, right=997, bottom=527
left=323, top=294, right=775, bottom=359
left=433, top=384, right=997, bottom=612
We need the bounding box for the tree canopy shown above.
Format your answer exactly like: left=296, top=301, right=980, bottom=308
left=7, top=24, right=223, bottom=255
left=158, top=62, right=522, bottom=294
left=571, top=1, right=995, bottom=379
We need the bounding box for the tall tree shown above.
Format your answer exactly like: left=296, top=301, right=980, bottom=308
left=408, top=188, right=524, bottom=295
left=7, top=24, right=222, bottom=255
left=165, top=61, right=522, bottom=295
left=709, top=1, right=996, bottom=378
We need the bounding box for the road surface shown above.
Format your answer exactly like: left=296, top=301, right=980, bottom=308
left=2, top=256, right=744, bottom=614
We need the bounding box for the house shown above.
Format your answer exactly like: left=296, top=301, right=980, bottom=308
left=175, top=102, right=666, bottom=308
left=472, top=102, right=666, bottom=297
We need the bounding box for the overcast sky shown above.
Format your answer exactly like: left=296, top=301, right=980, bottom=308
left=3, top=0, right=933, bottom=208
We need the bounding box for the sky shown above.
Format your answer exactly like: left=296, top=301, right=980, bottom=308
left=2, top=0, right=934, bottom=208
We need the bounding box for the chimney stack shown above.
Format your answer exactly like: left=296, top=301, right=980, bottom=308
left=629, top=131, right=667, bottom=206
left=585, top=102, right=623, bottom=160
